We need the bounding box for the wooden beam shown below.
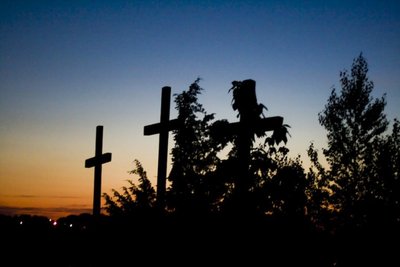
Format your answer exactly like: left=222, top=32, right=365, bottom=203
left=212, top=116, right=283, bottom=136
left=143, top=86, right=180, bottom=211
left=143, top=119, right=181, bottom=136
left=85, top=153, right=112, bottom=168
left=85, top=125, right=112, bottom=217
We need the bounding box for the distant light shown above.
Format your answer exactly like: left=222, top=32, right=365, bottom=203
left=69, top=224, right=73, bottom=228
left=52, top=221, right=57, bottom=226
left=19, top=221, right=23, bottom=225
left=49, top=219, right=52, bottom=222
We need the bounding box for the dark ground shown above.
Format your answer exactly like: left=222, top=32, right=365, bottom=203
left=1, top=214, right=398, bottom=267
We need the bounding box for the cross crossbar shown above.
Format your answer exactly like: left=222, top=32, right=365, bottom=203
left=144, top=118, right=181, bottom=136
left=213, top=116, right=283, bottom=136
left=85, top=153, right=112, bottom=168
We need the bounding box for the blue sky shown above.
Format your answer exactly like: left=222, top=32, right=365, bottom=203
left=0, top=0, right=399, bottom=218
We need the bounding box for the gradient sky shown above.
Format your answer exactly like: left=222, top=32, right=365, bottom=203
left=1, top=0, right=399, bottom=219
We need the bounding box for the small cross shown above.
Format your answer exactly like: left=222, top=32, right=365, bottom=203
left=144, top=86, right=180, bottom=210
left=85, top=125, right=112, bottom=217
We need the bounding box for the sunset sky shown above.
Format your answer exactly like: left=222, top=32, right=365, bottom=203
left=1, top=0, right=399, bottom=219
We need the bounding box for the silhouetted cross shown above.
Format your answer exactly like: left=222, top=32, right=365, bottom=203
left=85, top=125, right=112, bottom=217
left=144, top=86, right=180, bottom=210
left=214, top=80, right=283, bottom=210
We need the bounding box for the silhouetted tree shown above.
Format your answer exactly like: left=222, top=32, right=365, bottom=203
left=308, top=54, right=396, bottom=230
left=244, top=142, right=307, bottom=220
left=167, top=78, right=227, bottom=214
left=306, top=143, right=339, bottom=231
left=167, top=78, right=301, bottom=218
left=270, top=156, right=306, bottom=218
left=369, top=118, right=400, bottom=226
left=103, top=159, right=156, bottom=217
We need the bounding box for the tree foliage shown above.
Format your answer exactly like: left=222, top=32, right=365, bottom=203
left=103, top=159, right=156, bottom=217
left=319, top=54, right=388, bottom=185
left=101, top=59, right=399, bottom=233
left=165, top=78, right=301, bottom=217
left=370, top=118, right=400, bottom=224
left=308, top=53, right=398, bottom=229
left=96, top=57, right=399, bottom=267
left=168, top=78, right=226, bottom=214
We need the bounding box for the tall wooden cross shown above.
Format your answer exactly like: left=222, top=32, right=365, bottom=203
left=144, top=86, right=180, bottom=210
left=85, top=125, right=112, bottom=217
left=214, top=79, right=283, bottom=212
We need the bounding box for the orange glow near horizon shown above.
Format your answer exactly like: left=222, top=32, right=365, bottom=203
left=0, top=126, right=164, bottom=220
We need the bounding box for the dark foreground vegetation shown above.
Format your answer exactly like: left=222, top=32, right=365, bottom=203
left=2, top=54, right=398, bottom=266
left=1, top=213, right=398, bottom=267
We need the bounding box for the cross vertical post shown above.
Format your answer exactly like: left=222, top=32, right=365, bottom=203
left=156, top=87, right=171, bottom=210
left=235, top=80, right=257, bottom=212
left=85, top=125, right=112, bottom=217
left=144, top=87, right=180, bottom=211
left=237, top=113, right=252, bottom=207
